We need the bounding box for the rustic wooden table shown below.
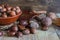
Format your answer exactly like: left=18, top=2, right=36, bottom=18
left=0, top=25, right=59, bottom=40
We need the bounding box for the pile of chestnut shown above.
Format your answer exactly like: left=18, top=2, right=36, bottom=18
left=0, top=4, right=57, bottom=37
left=0, top=4, right=21, bottom=18
left=0, top=20, right=37, bottom=38
left=6, top=21, right=36, bottom=38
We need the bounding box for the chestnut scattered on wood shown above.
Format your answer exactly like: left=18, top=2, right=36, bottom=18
left=42, top=17, right=52, bottom=26
left=11, top=25, right=18, bottom=32
left=19, top=20, right=28, bottom=26
left=22, top=29, right=30, bottom=35
left=47, top=12, right=57, bottom=20
left=7, top=30, right=16, bottom=36
left=29, top=19, right=39, bottom=28
left=30, top=28, right=36, bottom=34
left=15, top=32, right=23, bottom=38
left=41, top=26, right=48, bottom=31
left=0, top=31, right=3, bottom=36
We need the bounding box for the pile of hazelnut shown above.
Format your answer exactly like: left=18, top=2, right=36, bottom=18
left=0, top=4, right=21, bottom=18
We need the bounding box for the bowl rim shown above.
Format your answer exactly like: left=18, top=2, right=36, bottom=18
left=0, top=12, right=22, bottom=19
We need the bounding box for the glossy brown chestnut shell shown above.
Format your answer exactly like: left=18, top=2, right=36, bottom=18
left=7, top=30, right=16, bottom=36
left=11, top=25, right=18, bottom=32
left=15, top=32, right=23, bottom=37
left=22, top=29, right=30, bottom=35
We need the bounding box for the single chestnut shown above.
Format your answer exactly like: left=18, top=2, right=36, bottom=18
left=10, top=11, right=16, bottom=16
left=1, top=8, right=7, bottom=12
left=30, top=28, right=36, bottom=34
left=0, top=31, right=3, bottom=36
left=11, top=25, right=18, bottom=32
left=22, top=29, right=30, bottom=35
left=15, top=32, right=23, bottom=38
left=16, top=9, right=21, bottom=13
left=0, top=6, right=2, bottom=10
left=20, top=20, right=28, bottom=26
left=41, top=26, right=48, bottom=31
left=16, top=6, right=20, bottom=9
left=13, top=8, right=16, bottom=11
left=16, top=6, right=21, bottom=14
left=42, top=17, right=52, bottom=26
left=47, top=12, right=57, bottom=20
left=29, top=19, right=39, bottom=28
left=2, top=13, right=7, bottom=18
left=7, top=31, right=16, bottom=36
left=7, top=6, right=12, bottom=11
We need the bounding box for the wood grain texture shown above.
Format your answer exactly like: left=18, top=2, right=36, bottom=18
left=2, top=26, right=59, bottom=40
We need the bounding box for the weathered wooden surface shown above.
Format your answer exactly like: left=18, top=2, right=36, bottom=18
left=0, top=26, right=59, bottom=40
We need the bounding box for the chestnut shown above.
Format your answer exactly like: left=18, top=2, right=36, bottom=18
left=16, top=9, right=21, bottom=13
left=7, top=31, right=16, bottom=36
left=18, top=25, right=26, bottom=31
left=47, top=12, right=57, bottom=20
left=16, top=6, right=20, bottom=9
left=22, top=29, right=30, bottom=35
left=20, top=20, right=28, bottom=26
left=11, top=25, right=18, bottom=32
left=0, top=6, right=2, bottom=10
left=2, top=13, right=7, bottom=18
left=13, top=8, right=16, bottom=11
left=7, top=6, right=12, bottom=11
left=10, top=11, right=16, bottom=16
left=42, top=17, right=52, bottom=26
left=0, top=31, right=3, bottom=36
left=29, top=19, right=39, bottom=28
left=1, top=8, right=7, bottom=12
left=16, top=6, right=21, bottom=14
left=41, top=26, right=48, bottom=31
left=30, top=28, right=36, bottom=34
left=15, top=32, right=23, bottom=38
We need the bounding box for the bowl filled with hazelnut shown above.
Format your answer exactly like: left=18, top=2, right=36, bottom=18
left=0, top=4, right=22, bottom=25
